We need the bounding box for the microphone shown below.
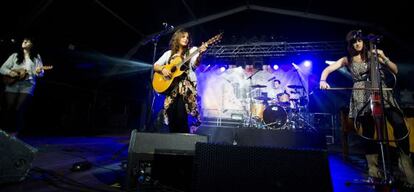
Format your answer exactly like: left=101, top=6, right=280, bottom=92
left=162, top=22, right=174, bottom=30
left=268, top=76, right=276, bottom=82
left=353, top=30, right=382, bottom=42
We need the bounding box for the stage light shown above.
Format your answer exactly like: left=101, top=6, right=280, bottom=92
left=324, top=60, right=352, bottom=79
left=273, top=64, right=279, bottom=70
left=303, top=60, right=312, bottom=67
left=292, top=63, right=299, bottom=70
left=220, top=66, right=226, bottom=72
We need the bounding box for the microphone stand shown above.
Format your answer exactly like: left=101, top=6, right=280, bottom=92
left=245, top=69, right=260, bottom=128
left=123, top=26, right=176, bottom=192
left=139, top=26, right=174, bottom=132
left=114, top=26, right=173, bottom=156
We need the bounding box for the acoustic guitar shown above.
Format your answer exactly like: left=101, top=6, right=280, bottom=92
left=2, top=65, right=53, bottom=85
left=152, top=33, right=222, bottom=94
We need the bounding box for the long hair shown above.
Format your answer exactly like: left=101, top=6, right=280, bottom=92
left=169, top=28, right=191, bottom=56
left=346, top=30, right=368, bottom=63
left=16, top=37, right=40, bottom=64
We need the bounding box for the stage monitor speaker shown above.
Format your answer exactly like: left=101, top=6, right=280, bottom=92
left=235, top=128, right=327, bottom=149
left=193, top=142, right=333, bottom=192
left=125, top=130, right=208, bottom=192
left=0, top=130, right=37, bottom=184
left=196, top=127, right=327, bottom=149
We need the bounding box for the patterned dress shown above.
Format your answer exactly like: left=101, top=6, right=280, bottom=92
left=163, top=76, right=200, bottom=125
left=347, top=61, right=399, bottom=118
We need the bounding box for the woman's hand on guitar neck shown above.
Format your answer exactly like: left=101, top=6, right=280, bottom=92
left=35, top=65, right=53, bottom=75
left=199, top=42, right=208, bottom=54
left=35, top=66, right=43, bottom=74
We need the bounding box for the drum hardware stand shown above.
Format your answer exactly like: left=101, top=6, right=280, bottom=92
left=289, top=111, right=317, bottom=132
left=289, top=67, right=315, bottom=131
left=245, top=69, right=261, bottom=128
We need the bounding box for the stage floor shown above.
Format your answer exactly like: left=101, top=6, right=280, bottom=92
left=0, top=133, right=412, bottom=192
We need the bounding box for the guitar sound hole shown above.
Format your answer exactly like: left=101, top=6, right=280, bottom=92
left=171, top=66, right=176, bottom=73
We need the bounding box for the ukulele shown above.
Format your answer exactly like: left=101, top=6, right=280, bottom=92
left=2, top=65, right=53, bottom=85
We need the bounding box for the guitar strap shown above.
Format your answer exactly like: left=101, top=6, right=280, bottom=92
left=167, top=52, right=173, bottom=64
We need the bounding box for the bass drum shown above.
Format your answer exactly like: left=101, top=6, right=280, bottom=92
left=262, top=104, right=288, bottom=129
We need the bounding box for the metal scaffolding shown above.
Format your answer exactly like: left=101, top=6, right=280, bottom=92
left=205, top=41, right=345, bottom=58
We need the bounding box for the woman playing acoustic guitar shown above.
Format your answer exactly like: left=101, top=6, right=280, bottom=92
left=153, top=28, right=207, bottom=133
left=0, top=37, right=45, bottom=136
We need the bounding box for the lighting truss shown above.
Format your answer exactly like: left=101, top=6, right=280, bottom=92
left=205, top=41, right=345, bottom=58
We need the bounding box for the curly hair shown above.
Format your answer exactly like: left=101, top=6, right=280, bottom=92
left=169, top=28, right=191, bottom=56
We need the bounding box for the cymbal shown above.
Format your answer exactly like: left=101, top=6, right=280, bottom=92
left=251, top=84, right=267, bottom=88
left=287, top=85, right=304, bottom=89
left=254, top=96, right=271, bottom=100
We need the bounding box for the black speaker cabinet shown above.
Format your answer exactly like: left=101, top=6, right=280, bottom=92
left=125, top=130, right=208, bottom=191
left=193, top=142, right=333, bottom=192
left=0, top=131, right=37, bottom=184
left=196, top=127, right=327, bottom=149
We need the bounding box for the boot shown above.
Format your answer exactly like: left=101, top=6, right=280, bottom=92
left=398, top=152, right=414, bottom=185
left=366, top=154, right=381, bottom=178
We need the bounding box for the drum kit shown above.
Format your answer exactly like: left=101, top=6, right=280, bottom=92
left=245, top=84, right=315, bottom=131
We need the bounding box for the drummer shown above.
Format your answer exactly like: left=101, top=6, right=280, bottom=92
left=276, top=92, right=292, bottom=108
left=267, top=79, right=286, bottom=103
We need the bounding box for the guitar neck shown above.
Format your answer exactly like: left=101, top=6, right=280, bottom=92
left=180, top=48, right=200, bottom=68
left=176, top=33, right=222, bottom=69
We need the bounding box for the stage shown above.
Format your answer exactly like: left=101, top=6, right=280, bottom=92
left=2, top=130, right=412, bottom=192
